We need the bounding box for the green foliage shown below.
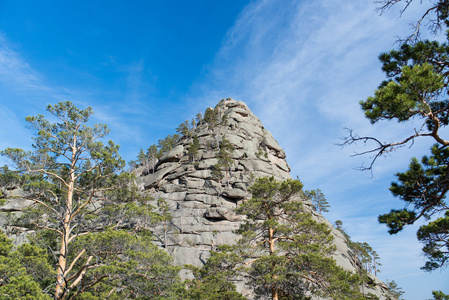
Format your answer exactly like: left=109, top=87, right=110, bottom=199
left=432, top=290, right=449, bottom=300
left=211, top=163, right=224, bottom=184
left=185, top=247, right=247, bottom=300
left=67, top=228, right=182, bottom=299
left=0, top=165, right=26, bottom=189
left=154, top=198, right=178, bottom=248
left=379, top=145, right=449, bottom=270
left=137, top=148, right=147, bottom=166
left=147, top=143, right=159, bottom=173
left=304, top=188, right=330, bottom=214
left=230, top=177, right=369, bottom=299
left=0, top=101, right=181, bottom=299
left=12, top=242, right=55, bottom=289
left=176, top=120, right=192, bottom=137
left=188, top=136, right=200, bottom=163
left=0, top=230, right=51, bottom=300
left=215, top=135, right=235, bottom=186
left=350, top=242, right=374, bottom=272
left=255, top=149, right=268, bottom=159
left=334, top=220, right=382, bottom=276
left=203, top=107, right=220, bottom=129
left=195, top=112, right=203, bottom=126
left=341, top=1, right=449, bottom=273
left=360, top=63, right=444, bottom=124
left=157, top=134, right=180, bottom=157
left=385, top=280, right=404, bottom=300
left=418, top=210, right=449, bottom=271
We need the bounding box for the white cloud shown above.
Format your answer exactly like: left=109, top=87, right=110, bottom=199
left=187, top=0, right=449, bottom=298
left=0, top=35, right=51, bottom=95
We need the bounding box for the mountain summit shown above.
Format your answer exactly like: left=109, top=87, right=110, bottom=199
left=133, top=98, right=391, bottom=298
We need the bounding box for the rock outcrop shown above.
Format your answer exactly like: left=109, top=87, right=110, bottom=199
left=135, top=99, right=292, bottom=267
left=0, top=98, right=392, bottom=299
left=133, top=98, right=391, bottom=299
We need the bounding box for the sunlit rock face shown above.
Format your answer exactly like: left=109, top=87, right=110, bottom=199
left=135, top=98, right=292, bottom=266
left=134, top=98, right=391, bottom=299
left=0, top=98, right=392, bottom=299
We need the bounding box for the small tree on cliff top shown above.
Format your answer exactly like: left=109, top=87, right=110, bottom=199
left=304, top=188, right=330, bottom=214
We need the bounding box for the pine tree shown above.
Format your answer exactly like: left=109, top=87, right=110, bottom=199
left=0, top=230, right=51, bottom=300
left=157, top=134, right=180, bottom=157
left=340, top=0, right=449, bottom=271
left=184, top=247, right=247, bottom=300
left=0, top=102, right=181, bottom=299
left=432, top=290, right=449, bottom=300
left=371, top=250, right=382, bottom=276
left=188, top=136, right=200, bottom=164
left=232, top=177, right=368, bottom=300
left=385, top=280, right=405, bottom=300
left=146, top=144, right=158, bottom=173
left=216, top=136, right=235, bottom=186
left=304, top=188, right=330, bottom=214
left=176, top=120, right=191, bottom=137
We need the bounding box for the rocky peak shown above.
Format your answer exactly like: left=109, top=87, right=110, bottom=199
left=132, top=98, right=391, bottom=298
left=0, top=98, right=392, bottom=299
left=134, top=98, right=293, bottom=265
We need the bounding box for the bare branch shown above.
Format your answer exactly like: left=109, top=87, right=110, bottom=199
left=68, top=231, right=90, bottom=244
left=26, top=167, right=69, bottom=188
left=26, top=196, right=63, bottom=219
left=337, top=127, right=434, bottom=171
left=66, top=255, right=94, bottom=287
left=34, top=224, right=63, bottom=236
left=375, top=0, right=442, bottom=42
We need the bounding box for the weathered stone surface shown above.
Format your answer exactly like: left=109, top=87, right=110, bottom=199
left=180, top=177, right=205, bottom=189
left=141, top=163, right=179, bottom=188
left=197, top=158, right=218, bottom=169
left=0, top=198, right=34, bottom=212
left=0, top=98, right=391, bottom=299
left=138, top=98, right=391, bottom=299
left=159, top=184, right=186, bottom=193
left=158, top=145, right=184, bottom=164
left=185, top=194, right=222, bottom=205
left=239, top=159, right=274, bottom=175
left=204, top=207, right=236, bottom=220
left=222, top=187, right=246, bottom=199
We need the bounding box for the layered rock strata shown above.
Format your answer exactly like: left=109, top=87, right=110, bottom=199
left=0, top=98, right=392, bottom=298
left=135, top=99, right=293, bottom=268
left=133, top=98, right=391, bottom=299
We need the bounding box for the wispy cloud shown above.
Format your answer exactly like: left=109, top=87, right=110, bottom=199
left=0, top=35, right=52, bottom=96
left=187, top=0, right=448, bottom=298
left=0, top=36, right=162, bottom=162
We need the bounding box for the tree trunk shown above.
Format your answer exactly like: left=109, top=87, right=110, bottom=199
left=268, top=226, right=278, bottom=300
left=55, top=180, right=74, bottom=300
left=55, top=141, right=77, bottom=300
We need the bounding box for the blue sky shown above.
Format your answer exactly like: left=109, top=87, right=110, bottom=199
left=0, top=0, right=448, bottom=298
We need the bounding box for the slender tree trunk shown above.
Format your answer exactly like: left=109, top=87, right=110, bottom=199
left=163, top=220, right=168, bottom=249
left=55, top=179, right=74, bottom=300
left=268, top=226, right=278, bottom=300
left=55, top=140, right=77, bottom=300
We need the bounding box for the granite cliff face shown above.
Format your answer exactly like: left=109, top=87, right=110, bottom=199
left=0, top=98, right=392, bottom=298
left=135, top=98, right=292, bottom=266
left=133, top=98, right=391, bottom=299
